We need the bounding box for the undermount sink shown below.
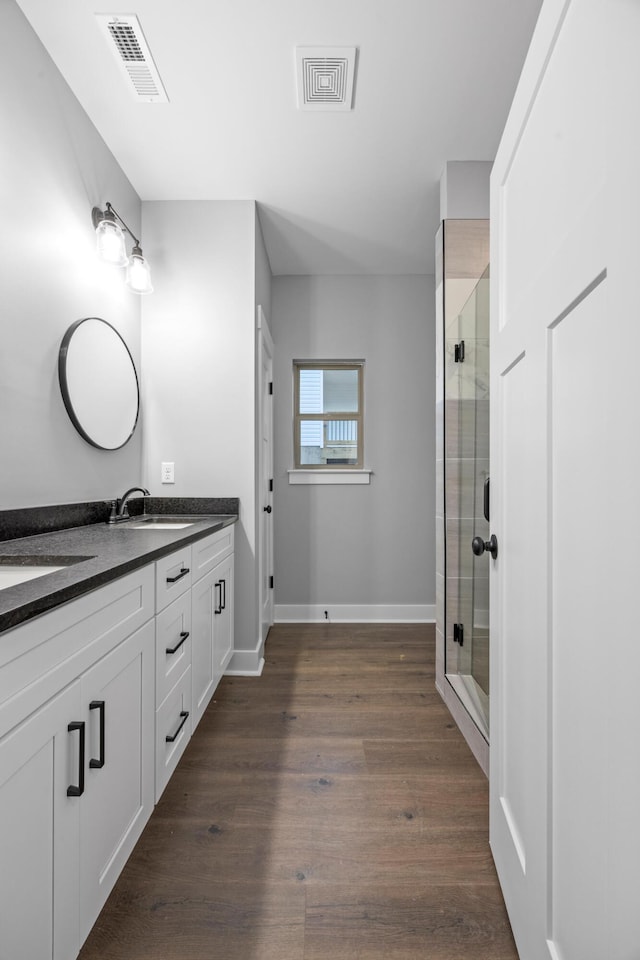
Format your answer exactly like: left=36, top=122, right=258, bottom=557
left=128, top=517, right=194, bottom=530
left=0, top=556, right=90, bottom=591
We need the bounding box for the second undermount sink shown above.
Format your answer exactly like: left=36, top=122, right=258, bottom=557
left=128, top=517, right=194, bottom=530
left=0, top=556, right=90, bottom=591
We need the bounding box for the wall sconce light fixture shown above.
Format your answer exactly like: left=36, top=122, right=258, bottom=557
left=92, top=202, right=153, bottom=294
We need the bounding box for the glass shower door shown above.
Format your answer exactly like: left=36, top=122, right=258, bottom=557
left=444, top=266, right=490, bottom=737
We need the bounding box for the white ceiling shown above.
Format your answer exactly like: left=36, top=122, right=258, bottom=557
left=15, top=0, right=543, bottom=276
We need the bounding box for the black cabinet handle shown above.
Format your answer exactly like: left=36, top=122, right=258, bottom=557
left=67, top=721, right=85, bottom=797
left=165, top=710, right=189, bottom=743
left=166, top=630, right=189, bottom=655
left=166, top=567, right=189, bottom=584
left=220, top=578, right=226, bottom=611
left=214, top=580, right=222, bottom=615
left=263, top=505, right=272, bottom=513
left=89, top=700, right=105, bottom=769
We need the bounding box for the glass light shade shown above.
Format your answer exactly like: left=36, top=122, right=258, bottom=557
left=95, top=218, right=127, bottom=267
left=125, top=251, right=153, bottom=294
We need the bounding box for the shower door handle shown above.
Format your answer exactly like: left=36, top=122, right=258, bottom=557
left=472, top=534, right=498, bottom=560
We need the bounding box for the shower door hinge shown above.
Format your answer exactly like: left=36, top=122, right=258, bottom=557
left=454, top=340, right=465, bottom=363
left=269, top=381, right=273, bottom=395
left=453, top=623, right=464, bottom=646
left=269, top=575, right=274, bottom=589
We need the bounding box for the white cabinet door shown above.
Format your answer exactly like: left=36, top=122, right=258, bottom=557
left=213, top=552, right=234, bottom=682
left=191, top=553, right=234, bottom=728
left=0, top=683, right=81, bottom=960
left=490, top=2, right=640, bottom=958
left=78, top=619, right=155, bottom=945
left=191, top=567, right=217, bottom=727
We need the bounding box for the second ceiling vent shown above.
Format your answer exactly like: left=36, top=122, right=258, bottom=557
left=296, top=46, right=357, bottom=111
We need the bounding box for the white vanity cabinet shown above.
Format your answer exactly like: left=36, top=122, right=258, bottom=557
left=191, top=525, right=234, bottom=727
left=0, top=520, right=235, bottom=958
left=0, top=566, right=155, bottom=960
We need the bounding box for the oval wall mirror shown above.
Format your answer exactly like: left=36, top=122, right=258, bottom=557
left=58, top=317, right=140, bottom=450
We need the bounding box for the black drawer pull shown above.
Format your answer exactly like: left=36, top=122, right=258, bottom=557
left=166, top=567, right=189, bottom=584
left=89, top=700, right=105, bottom=769
left=67, top=721, right=85, bottom=797
left=166, top=630, right=189, bottom=655
left=165, top=710, right=189, bottom=743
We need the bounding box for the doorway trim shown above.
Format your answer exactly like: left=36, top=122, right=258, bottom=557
left=257, top=304, right=274, bottom=650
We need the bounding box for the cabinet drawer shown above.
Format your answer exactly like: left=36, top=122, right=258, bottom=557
left=191, top=524, right=234, bottom=583
left=155, top=545, right=192, bottom=612
left=156, top=666, right=192, bottom=802
left=156, top=592, right=191, bottom=705
left=0, top=566, right=154, bottom=737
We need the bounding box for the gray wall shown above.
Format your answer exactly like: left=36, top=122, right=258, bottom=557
left=141, top=200, right=270, bottom=656
left=440, top=161, right=492, bottom=220
left=272, top=274, right=435, bottom=609
left=1, top=0, right=143, bottom=508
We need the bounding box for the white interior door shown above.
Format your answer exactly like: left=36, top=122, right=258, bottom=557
left=490, top=2, right=640, bottom=958
left=257, top=305, right=274, bottom=644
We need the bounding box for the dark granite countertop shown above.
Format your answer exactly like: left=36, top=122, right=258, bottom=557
left=0, top=499, right=238, bottom=634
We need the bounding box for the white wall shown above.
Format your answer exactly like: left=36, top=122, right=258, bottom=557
left=0, top=0, right=143, bottom=508
left=141, top=200, right=267, bottom=657
left=272, top=275, right=435, bottom=618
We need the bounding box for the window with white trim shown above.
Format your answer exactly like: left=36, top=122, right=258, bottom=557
left=293, top=360, right=364, bottom=469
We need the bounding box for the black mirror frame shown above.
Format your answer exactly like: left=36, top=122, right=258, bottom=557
left=58, top=317, right=140, bottom=451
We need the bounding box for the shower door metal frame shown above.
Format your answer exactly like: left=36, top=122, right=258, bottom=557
left=434, top=219, right=490, bottom=775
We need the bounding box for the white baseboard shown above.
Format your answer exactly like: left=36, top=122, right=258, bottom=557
left=225, top=640, right=265, bottom=676
left=274, top=604, right=435, bottom=623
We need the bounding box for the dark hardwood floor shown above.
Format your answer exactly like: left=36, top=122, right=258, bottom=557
left=79, top=623, right=518, bottom=960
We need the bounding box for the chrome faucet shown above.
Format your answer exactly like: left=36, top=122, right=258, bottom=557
left=108, top=486, right=150, bottom=523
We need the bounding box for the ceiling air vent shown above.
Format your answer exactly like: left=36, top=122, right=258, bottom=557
left=296, top=46, right=357, bottom=111
left=95, top=14, right=169, bottom=103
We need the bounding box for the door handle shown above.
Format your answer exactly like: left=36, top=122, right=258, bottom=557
left=220, top=578, right=226, bottom=611
left=89, top=700, right=105, bottom=769
left=483, top=477, right=490, bottom=523
left=166, top=711, right=189, bottom=743
left=67, top=721, right=85, bottom=797
left=472, top=534, right=498, bottom=560
left=263, top=505, right=272, bottom=513
left=166, top=631, right=189, bottom=655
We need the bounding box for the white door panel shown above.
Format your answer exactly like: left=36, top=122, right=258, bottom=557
left=490, top=1, right=640, bottom=957
left=549, top=277, right=610, bottom=959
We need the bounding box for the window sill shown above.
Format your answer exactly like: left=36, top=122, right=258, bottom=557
left=288, top=469, right=372, bottom=485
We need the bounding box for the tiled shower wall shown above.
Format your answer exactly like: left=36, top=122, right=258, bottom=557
left=435, top=220, right=490, bottom=773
